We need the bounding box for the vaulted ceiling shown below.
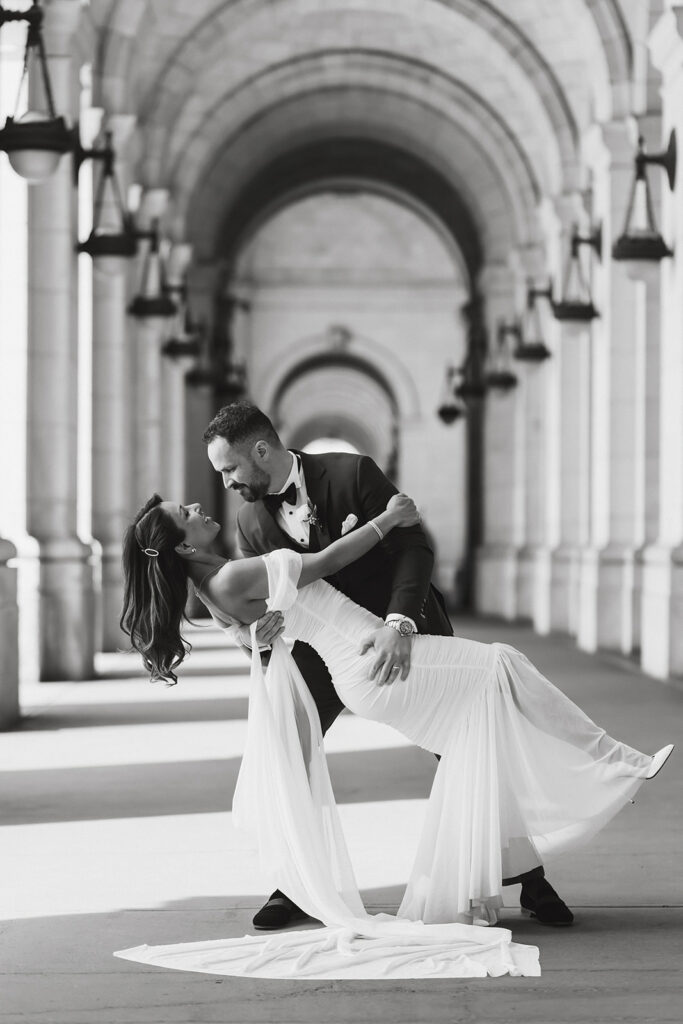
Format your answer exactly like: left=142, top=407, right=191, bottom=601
left=86, top=0, right=650, bottom=282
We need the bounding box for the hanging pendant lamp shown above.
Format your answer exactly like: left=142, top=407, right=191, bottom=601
left=612, top=133, right=676, bottom=263
left=553, top=224, right=601, bottom=322
left=0, top=2, right=73, bottom=182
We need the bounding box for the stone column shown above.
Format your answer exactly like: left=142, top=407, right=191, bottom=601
left=513, top=248, right=555, bottom=634
left=0, top=17, right=24, bottom=722
left=160, top=244, right=194, bottom=500
left=161, top=351, right=195, bottom=501
left=184, top=263, right=223, bottom=517
left=549, top=321, right=591, bottom=635
left=515, top=359, right=553, bottom=631
left=131, top=189, right=171, bottom=507
left=475, top=264, right=522, bottom=618
left=628, top=260, right=662, bottom=652
left=26, top=1, right=94, bottom=680
left=546, top=196, right=593, bottom=636
left=640, top=5, right=683, bottom=677
left=133, top=320, right=166, bottom=505
left=90, top=114, right=136, bottom=651
left=0, top=539, right=19, bottom=728
left=577, top=121, right=641, bottom=654
left=623, top=114, right=665, bottom=655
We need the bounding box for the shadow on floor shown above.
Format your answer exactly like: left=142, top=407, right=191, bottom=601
left=1, top=744, right=435, bottom=825
left=17, top=696, right=251, bottom=730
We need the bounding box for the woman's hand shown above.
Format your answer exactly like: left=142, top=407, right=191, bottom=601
left=386, top=493, right=421, bottom=528
left=236, top=611, right=284, bottom=651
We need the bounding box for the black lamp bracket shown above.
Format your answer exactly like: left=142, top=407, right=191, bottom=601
left=636, top=130, right=677, bottom=192
left=571, top=222, right=602, bottom=261
left=0, top=2, right=43, bottom=27
left=164, top=280, right=187, bottom=299
left=526, top=279, right=553, bottom=309
left=498, top=320, right=522, bottom=345
left=72, top=125, right=117, bottom=183
left=134, top=223, right=161, bottom=245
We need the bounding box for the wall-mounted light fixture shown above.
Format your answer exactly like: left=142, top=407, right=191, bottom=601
left=214, top=294, right=248, bottom=401
left=455, top=347, right=488, bottom=401
left=185, top=320, right=215, bottom=388
left=612, top=132, right=676, bottom=263
left=161, top=319, right=203, bottom=362
left=514, top=281, right=552, bottom=361
left=127, top=219, right=177, bottom=319
left=553, top=224, right=601, bottom=322
left=455, top=297, right=489, bottom=401
left=187, top=293, right=249, bottom=397
left=437, top=365, right=466, bottom=424
left=0, top=1, right=73, bottom=182
left=485, top=322, right=518, bottom=391
left=161, top=249, right=203, bottom=361
left=75, top=130, right=136, bottom=271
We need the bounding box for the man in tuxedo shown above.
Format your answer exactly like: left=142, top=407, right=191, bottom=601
left=203, top=400, right=573, bottom=928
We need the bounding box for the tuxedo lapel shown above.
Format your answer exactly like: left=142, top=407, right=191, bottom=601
left=298, top=452, right=332, bottom=550
left=254, top=500, right=301, bottom=552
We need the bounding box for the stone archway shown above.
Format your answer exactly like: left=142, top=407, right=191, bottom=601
left=273, top=353, right=399, bottom=476
left=219, top=189, right=469, bottom=598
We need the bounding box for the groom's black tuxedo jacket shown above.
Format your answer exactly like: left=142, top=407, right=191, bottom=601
left=236, top=451, right=452, bottom=631
left=235, top=451, right=453, bottom=732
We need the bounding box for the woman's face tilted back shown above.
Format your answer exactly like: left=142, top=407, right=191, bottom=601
left=120, top=494, right=223, bottom=685
left=159, top=501, right=222, bottom=552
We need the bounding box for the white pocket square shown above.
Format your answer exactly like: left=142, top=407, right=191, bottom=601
left=341, top=513, right=359, bottom=536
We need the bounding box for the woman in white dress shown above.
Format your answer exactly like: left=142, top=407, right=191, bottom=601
left=115, top=492, right=673, bottom=980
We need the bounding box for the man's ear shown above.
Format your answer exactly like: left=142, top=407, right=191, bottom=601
left=253, top=439, right=269, bottom=461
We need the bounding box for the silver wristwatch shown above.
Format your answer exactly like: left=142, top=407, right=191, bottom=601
left=386, top=617, right=417, bottom=637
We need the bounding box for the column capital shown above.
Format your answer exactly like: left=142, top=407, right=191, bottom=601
left=649, top=5, right=683, bottom=81
left=167, top=243, right=193, bottom=286
left=509, top=242, right=547, bottom=280
left=581, top=119, right=636, bottom=172
left=80, top=106, right=105, bottom=148
left=550, top=192, right=587, bottom=233
left=42, top=0, right=84, bottom=54
left=138, top=188, right=170, bottom=227
left=104, top=113, right=137, bottom=151
left=635, top=111, right=664, bottom=148
left=477, top=262, right=514, bottom=298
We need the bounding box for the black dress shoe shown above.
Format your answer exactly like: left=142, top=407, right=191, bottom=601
left=520, top=877, right=574, bottom=926
left=252, top=889, right=308, bottom=930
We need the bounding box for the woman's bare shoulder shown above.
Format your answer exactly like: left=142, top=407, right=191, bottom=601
left=205, top=556, right=268, bottom=604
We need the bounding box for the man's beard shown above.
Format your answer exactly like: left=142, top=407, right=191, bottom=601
left=235, top=464, right=270, bottom=502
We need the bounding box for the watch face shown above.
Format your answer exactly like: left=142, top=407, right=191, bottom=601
left=398, top=620, right=414, bottom=636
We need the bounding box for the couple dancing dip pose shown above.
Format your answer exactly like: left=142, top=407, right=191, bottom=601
left=115, top=401, right=673, bottom=980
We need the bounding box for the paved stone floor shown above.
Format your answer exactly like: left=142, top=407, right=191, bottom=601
left=1, top=618, right=682, bottom=1024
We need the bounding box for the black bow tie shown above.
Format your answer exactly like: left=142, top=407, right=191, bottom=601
left=263, top=482, right=298, bottom=512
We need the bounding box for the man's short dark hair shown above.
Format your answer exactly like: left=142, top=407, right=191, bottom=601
left=202, top=400, right=282, bottom=448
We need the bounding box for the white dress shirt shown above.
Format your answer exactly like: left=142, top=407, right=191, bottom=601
left=270, top=452, right=311, bottom=548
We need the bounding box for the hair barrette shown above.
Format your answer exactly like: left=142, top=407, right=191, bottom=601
left=143, top=547, right=159, bottom=558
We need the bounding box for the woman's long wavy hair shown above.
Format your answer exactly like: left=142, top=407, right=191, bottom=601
left=120, top=494, right=191, bottom=685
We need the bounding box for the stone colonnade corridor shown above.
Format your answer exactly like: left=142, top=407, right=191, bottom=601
left=1, top=620, right=681, bottom=1024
